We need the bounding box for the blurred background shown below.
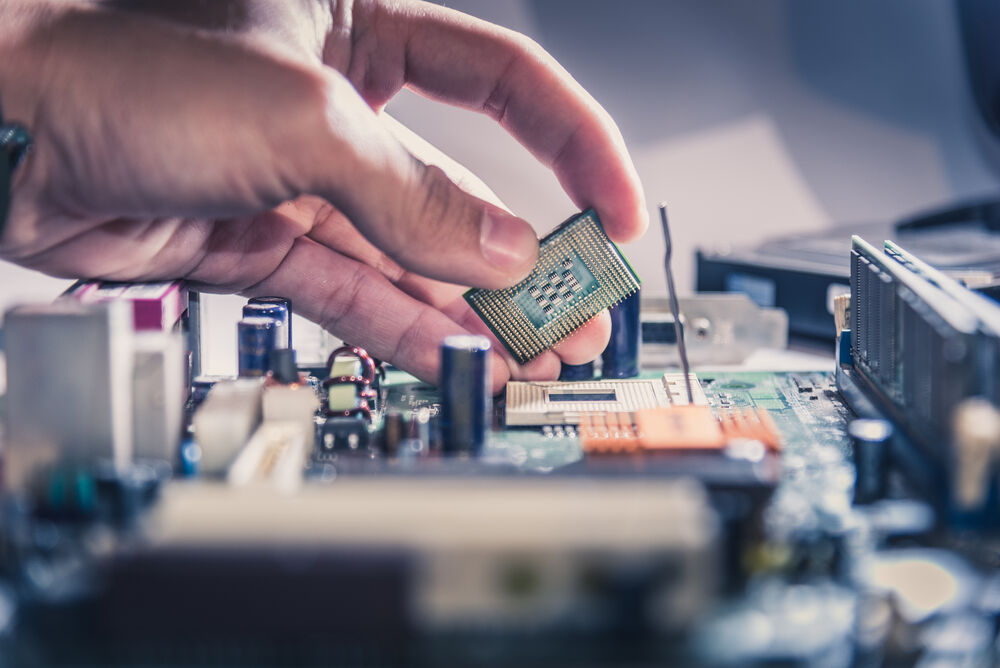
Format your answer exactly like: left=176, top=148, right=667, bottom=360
left=2, top=0, right=998, bottom=326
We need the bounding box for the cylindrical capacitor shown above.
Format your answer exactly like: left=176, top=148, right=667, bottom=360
left=382, top=410, right=406, bottom=457
left=559, top=361, right=595, bottom=381
left=243, top=300, right=290, bottom=349
left=849, top=418, right=893, bottom=504
left=601, top=289, right=641, bottom=378
left=268, top=348, right=299, bottom=384
left=440, top=335, right=492, bottom=454
left=237, top=316, right=279, bottom=378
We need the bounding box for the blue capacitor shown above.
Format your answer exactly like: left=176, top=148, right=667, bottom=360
left=601, top=289, right=641, bottom=378
left=243, top=299, right=290, bottom=349
left=440, top=335, right=492, bottom=454
left=559, top=361, right=595, bottom=381
left=238, top=316, right=279, bottom=377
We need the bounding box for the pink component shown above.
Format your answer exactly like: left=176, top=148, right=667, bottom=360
left=67, top=280, right=186, bottom=331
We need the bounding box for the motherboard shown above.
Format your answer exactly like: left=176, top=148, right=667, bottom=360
left=2, top=216, right=1000, bottom=666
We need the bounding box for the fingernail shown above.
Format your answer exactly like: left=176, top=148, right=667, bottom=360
left=480, top=209, right=537, bottom=273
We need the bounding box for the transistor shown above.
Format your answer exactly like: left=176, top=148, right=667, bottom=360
left=464, top=209, right=640, bottom=364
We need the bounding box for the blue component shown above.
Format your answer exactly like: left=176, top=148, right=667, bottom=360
left=440, top=335, right=491, bottom=454
left=179, top=439, right=201, bottom=477
left=838, top=330, right=852, bottom=366
left=238, top=316, right=279, bottom=377
left=244, top=298, right=291, bottom=348
left=601, top=289, right=641, bottom=378
left=559, top=361, right=595, bottom=381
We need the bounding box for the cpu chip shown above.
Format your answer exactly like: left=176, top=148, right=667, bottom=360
left=465, top=209, right=641, bottom=364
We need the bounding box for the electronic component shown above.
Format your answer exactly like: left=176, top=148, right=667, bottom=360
left=848, top=419, right=892, bottom=505
left=237, top=316, right=279, bottom=378
left=227, top=422, right=308, bottom=492
left=262, top=380, right=319, bottom=445
left=243, top=300, right=289, bottom=349
left=67, top=280, right=186, bottom=331
left=382, top=410, right=405, bottom=456
left=192, top=378, right=264, bottom=473
left=440, top=335, right=491, bottom=453
left=322, top=345, right=378, bottom=419
left=132, top=331, right=186, bottom=462
left=504, top=373, right=708, bottom=426
left=318, top=416, right=371, bottom=454
left=601, top=289, right=640, bottom=378
left=3, top=301, right=134, bottom=487
left=145, top=477, right=719, bottom=635
left=464, top=209, right=640, bottom=364
left=696, top=200, right=1000, bottom=340
left=840, top=236, right=1000, bottom=524
left=266, top=348, right=299, bottom=385
left=579, top=406, right=781, bottom=454
left=950, top=398, right=1000, bottom=513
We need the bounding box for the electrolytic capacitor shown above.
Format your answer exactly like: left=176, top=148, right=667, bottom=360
left=602, top=289, right=641, bottom=378
left=440, top=335, right=492, bottom=454
left=268, top=348, right=300, bottom=385
left=559, top=361, right=595, bottom=381
left=382, top=411, right=406, bottom=457
left=849, top=418, right=893, bottom=504
left=243, top=300, right=289, bottom=349
left=237, top=316, right=279, bottom=378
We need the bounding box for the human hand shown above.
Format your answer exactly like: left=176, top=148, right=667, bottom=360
left=0, top=0, right=647, bottom=391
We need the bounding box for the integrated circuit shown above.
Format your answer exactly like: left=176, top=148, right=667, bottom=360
left=465, top=209, right=641, bottom=363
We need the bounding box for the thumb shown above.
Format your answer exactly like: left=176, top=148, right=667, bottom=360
left=297, top=72, right=539, bottom=289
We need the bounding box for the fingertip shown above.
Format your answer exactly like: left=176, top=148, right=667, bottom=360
left=489, top=350, right=512, bottom=395
left=551, top=310, right=611, bottom=364
left=600, top=195, right=649, bottom=245
left=479, top=207, right=539, bottom=285
left=515, top=351, right=562, bottom=381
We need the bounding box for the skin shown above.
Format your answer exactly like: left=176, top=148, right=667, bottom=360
left=0, top=0, right=648, bottom=393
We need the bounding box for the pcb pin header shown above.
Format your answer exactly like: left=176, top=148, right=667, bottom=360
left=465, top=209, right=640, bottom=364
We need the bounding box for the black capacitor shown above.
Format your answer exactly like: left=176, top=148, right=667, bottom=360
left=247, top=296, right=292, bottom=348
left=268, top=348, right=299, bottom=384
left=440, top=335, right=492, bottom=454
left=601, top=289, right=641, bottom=378
left=850, top=419, right=893, bottom=505
left=382, top=410, right=406, bottom=457
left=559, top=361, right=595, bottom=381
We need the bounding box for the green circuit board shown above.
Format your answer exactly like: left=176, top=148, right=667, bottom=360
left=383, top=370, right=852, bottom=473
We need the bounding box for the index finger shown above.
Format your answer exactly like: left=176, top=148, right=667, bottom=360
left=345, top=1, right=648, bottom=243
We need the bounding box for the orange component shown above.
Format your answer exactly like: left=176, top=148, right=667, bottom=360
left=579, top=412, right=640, bottom=454
left=580, top=406, right=783, bottom=455
left=634, top=405, right=727, bottom=451
left=718, top=408, right=782, bottom=451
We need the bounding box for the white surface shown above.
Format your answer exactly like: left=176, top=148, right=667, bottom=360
left=387, top=0, right=999, bottom=293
